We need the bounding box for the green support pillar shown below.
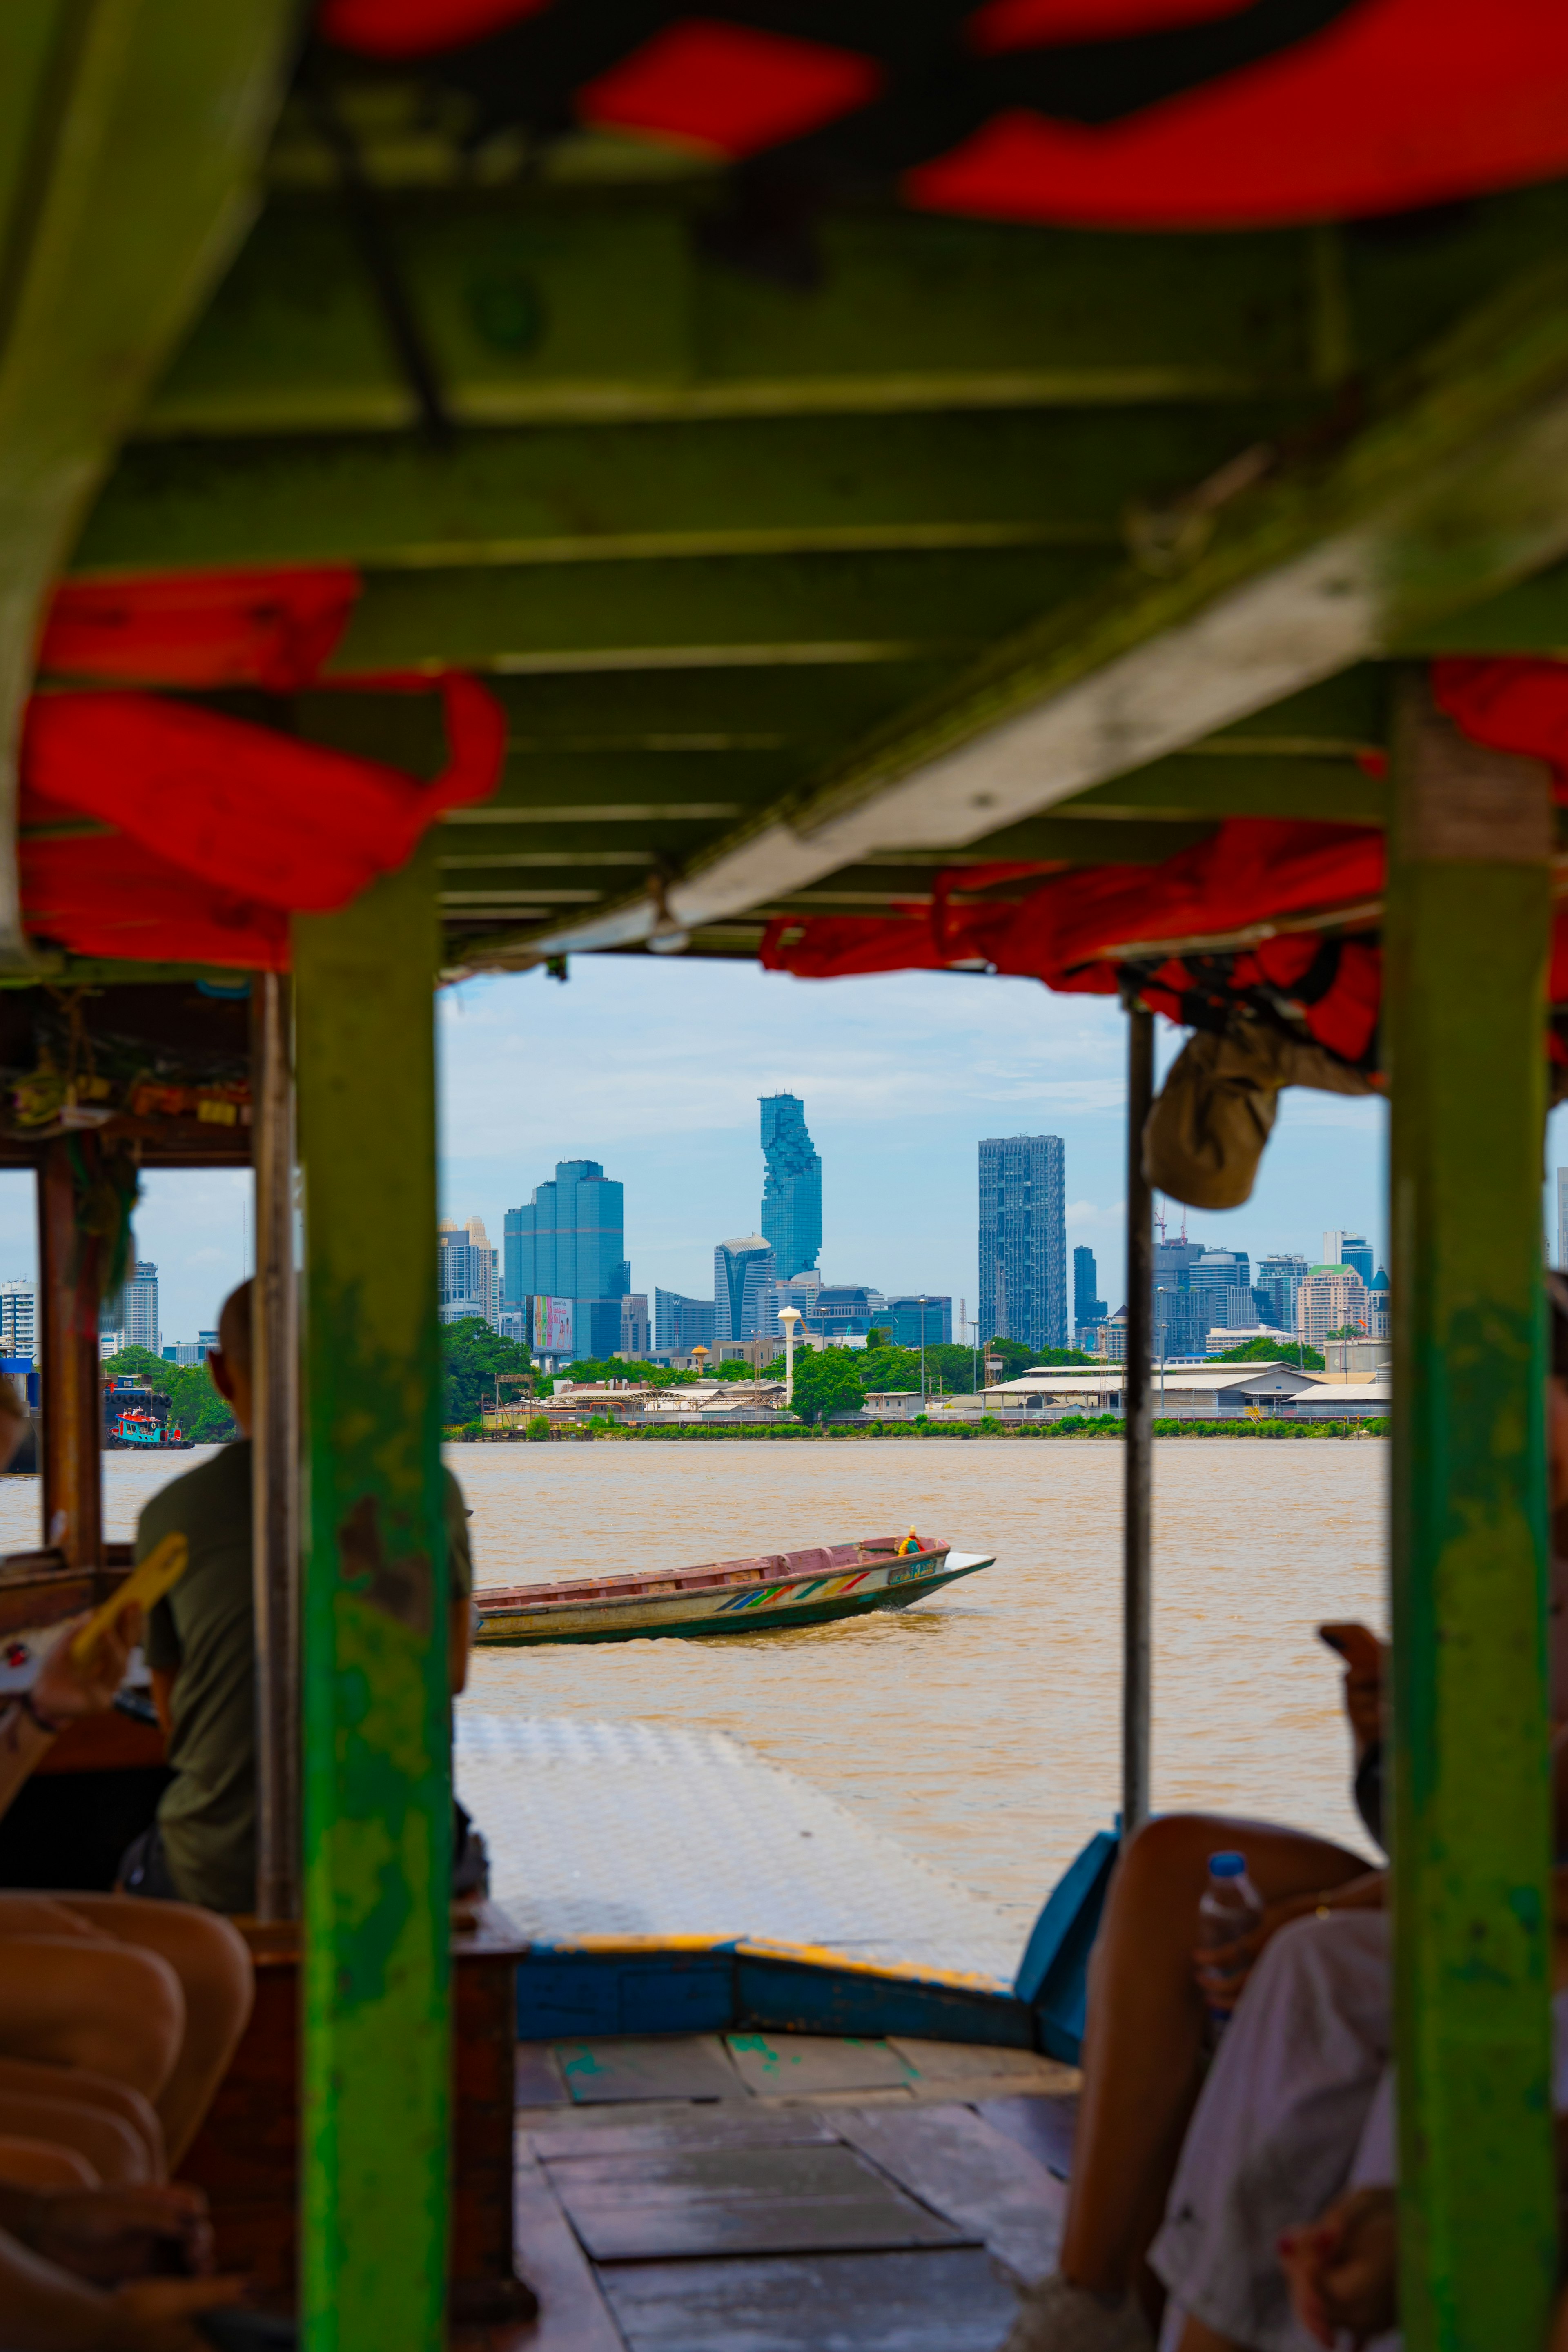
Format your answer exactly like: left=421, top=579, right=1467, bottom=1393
left=1385, top=674, right=1555, bottom=2349
left=294, top=848, right=450, bottom=2352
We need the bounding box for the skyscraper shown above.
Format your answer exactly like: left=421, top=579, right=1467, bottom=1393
left=504, top=1161, right=630, bottom=1304
left=714, top=1236, right=777, bottom=1343
left=655, top=1289, right=715, bottom=1352
left=1559, top=1171, right=1568, bottom=1269
left=1324, top=1230, right=1375, bottom=1285
left=1257, top=1252, right=1310, bottom=1331
left=978, top=1135, right=1067, bottom=1351
left=438, top=1218, right=499, bottom=1329
left=760, top=1094, right=822, bottom=1280
left=1072, top=1246, right=1106, bottom=1329
left=125, top=1263, right=160, bottom=1354
left=0, top=1281, right=36, bottom=1358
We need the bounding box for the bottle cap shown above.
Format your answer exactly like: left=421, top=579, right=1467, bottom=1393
left=1209, top=1851, right=1247, bottom=1878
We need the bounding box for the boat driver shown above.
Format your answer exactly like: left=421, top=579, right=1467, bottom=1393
left=117, top=1280, right=483, bottom=1913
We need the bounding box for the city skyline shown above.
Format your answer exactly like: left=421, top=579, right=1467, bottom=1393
left=0, top=960, right=1429, bottom=1343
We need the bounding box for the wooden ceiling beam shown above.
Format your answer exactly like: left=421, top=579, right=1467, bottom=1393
left=129, top=194, right=1336, bottom=440
left=509, top=250, right=1568, bottom=959
left=71, top=408, right=1270, bottom=578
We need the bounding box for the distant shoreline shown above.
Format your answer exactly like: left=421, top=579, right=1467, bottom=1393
left=452, top=1417, right=1387, bottom=1444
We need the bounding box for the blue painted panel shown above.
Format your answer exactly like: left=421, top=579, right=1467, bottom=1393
left=736, top=1957, right=1031, bottom=2047
left=515, top=1951, right=737, bottom=2039
left=1013, top=1828, right=1120, bottom=2065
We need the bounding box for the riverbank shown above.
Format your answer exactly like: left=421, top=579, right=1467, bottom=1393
left=450, top=1416, right=1388, bottom=1442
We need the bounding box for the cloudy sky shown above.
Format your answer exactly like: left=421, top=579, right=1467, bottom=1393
left=0, top=953, right=1554, bottom=1348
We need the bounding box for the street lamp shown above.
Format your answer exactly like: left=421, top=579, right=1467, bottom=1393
left=779, top=1307, right=802, bottom=1408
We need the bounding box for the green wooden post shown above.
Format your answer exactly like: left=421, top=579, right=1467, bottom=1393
left=1385, top=674, right=1555, bottom=2349
left=293, top=848, right=450, bottom=2352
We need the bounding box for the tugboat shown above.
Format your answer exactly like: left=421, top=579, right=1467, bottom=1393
left=102, top=1377, right=191, bottom=1450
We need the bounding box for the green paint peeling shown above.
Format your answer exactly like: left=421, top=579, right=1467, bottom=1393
left=295, top=851, right=451, bottom=2352
left=1385, top=692, right=1556, bottom=2352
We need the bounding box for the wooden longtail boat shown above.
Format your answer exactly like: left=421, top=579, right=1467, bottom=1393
left=474, top=1538, right=995, bottom=1644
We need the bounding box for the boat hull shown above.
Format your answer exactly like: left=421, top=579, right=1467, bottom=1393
left=474, top=1549, right=995, bottom=1646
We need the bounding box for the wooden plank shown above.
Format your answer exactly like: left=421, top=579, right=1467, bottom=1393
left=973, top=2095, right=1078, bottom=2183
left=76, top=408, right=1265, bottom=577
left=511, top=2146, right=625, bottom=2352
left=529, top=2114, right=835, bottom=2161
left=321, top=549, right=1093, bottom=679
left=542, top=2144, right=970, bottom=2262
left=514, top=2044, right=568, bottom=2110
left=834, top=2105, right=1065, bottom=2288
left=598, top=2247, right=1018, bottom=2351
left=129, top=198, right=1325, bottom=440
left=886, top=2040, right=1070, bottom=2090
left=38, top=1142, right=103, bottom=1565
left=725, top=2036, right=915, bottom=2099
left=556, top=2038, right=744, bottom=2106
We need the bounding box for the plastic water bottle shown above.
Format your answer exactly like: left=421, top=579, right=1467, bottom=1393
left=1197, top=1851, right=1264, bottom=2038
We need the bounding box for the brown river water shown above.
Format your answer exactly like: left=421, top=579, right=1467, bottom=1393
left=7, top=1440, right=1386, bottom=1937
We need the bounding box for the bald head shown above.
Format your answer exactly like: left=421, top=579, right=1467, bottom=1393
left=209, top=1280, right=254, bottom=1434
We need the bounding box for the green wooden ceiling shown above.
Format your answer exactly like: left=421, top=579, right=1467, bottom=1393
left=24, top=42, right=1568, bottom=974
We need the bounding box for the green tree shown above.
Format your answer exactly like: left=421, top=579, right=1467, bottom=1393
left=788, top=1348, right=866, bottom=1425
left=1214, top=1336, right=1326, bottom=1371
left=441, top=1319, right=537, bottom=1423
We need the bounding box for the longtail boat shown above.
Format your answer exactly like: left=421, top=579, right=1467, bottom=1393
left=474, top=1538, right=995, bottom=1645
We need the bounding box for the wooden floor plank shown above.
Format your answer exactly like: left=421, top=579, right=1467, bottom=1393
left=835, top=2103, right=1066, bottom=2286
left=516, top=2042, right=570, bottom=2109
left=530, top=2113, right=836, bottom=2160
left=975, top=2093, right=1078, bottom=2183
left=888, top=2039, right=1075, bottom=2091
left=598, top=2247, right=1019, bottom=2350
left=544, top=2143, right=972, bottom=2262
left=556, top=2037, right=744, bottom=2105
left=511, top=2144, right=627, bottom=2352
left=725, top=2034, right=914, bottom=2098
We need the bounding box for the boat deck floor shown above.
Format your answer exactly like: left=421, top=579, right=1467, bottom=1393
left=494, top=2030, right=1080, bottom=2351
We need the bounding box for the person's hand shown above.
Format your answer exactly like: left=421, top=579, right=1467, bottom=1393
left=1194, top=1892, right=1322, bottom=2015
left=30, top=1605, right=140, bottom=1727
left=98, top=2275, right=246, bottom=2352
left=22, top=2185, right=213, bottom=2284
left=1278, top=2186, right=1398, bottom=2347
left=1319, top=1621, right=1386, bottom=1760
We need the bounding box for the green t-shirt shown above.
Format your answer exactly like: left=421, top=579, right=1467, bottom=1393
left=140, top=1443, right=473, bottom=1915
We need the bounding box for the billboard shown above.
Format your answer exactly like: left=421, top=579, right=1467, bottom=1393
left=532, top=1296, right=573, bottom=1355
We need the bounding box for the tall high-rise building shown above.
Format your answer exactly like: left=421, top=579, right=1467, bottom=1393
left=655, top=1289, right=715, bottom=1352
left=619, top=1295, right=650, bottom=1356
left=1323, top=1231, right=1375, bottom=1285
left=760, top=1095, right=822, bottom=1281
left=504, top=1161, right=629, bottom=1306
left=438, top=1217, right=499, bottom=1329
left=714, top=1236, right=777, bottom=1343
left=1257, top=1252, right=1310, bottom=1330
left=125, top=1263, right=160, bottom=1355
left=1072, top=1247, right=1107, bottom=1328
left=100, top=1227, right=136, bottom=1346
left=978, top=1135, right=1067, bottom=1351
left=1559, top=1172, right=1568, bottom=1269
left=1321, top=1230, right=1375, bottom=1285
left=0, top=1281, right=35, bottom=1358
left=1298, top=1267, right=1371, bottom=1346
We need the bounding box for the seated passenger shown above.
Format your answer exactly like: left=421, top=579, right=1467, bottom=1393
left=1008, top=1283, right=1568, bottom=2352
left=0, top=1548, right=248, bottom=2340
left=121, top=1279, right=476, bottom=1913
